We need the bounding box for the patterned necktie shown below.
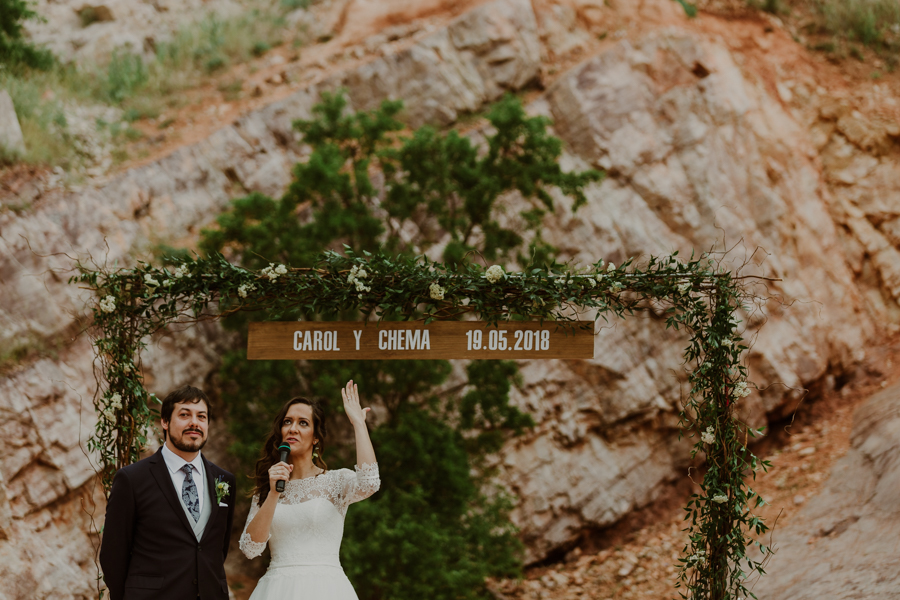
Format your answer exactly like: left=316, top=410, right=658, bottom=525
left=181, top=464, right=200, bottom=522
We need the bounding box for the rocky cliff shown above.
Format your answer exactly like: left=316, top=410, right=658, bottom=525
left=2, top=0, right=899, bottom=596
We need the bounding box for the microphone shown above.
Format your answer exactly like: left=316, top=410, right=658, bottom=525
left=275, top=443, right=291, bottom=493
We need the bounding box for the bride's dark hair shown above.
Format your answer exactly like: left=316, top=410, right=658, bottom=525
left=252, top=396, right=328, bottom=506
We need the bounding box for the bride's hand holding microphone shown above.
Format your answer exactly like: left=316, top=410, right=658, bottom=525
left=269, top=453, right=292, bottom=494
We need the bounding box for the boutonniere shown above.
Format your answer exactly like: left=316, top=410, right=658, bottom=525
left=215, top=476, right=230, bottom=504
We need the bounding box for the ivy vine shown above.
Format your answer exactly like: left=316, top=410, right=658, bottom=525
left=75, top=248, right=771, bottom=600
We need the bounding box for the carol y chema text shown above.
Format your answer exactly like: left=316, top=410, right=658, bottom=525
left=293, top=329, right=432, bottom=352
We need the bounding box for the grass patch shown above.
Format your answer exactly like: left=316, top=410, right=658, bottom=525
left=0, top=69, right=78, bottom=168
left=819, top=0, right=899, bottom=47
left=218, top=79, right=244, bottom=101
left=747, top=0, right=785, bottom=14
left=251, top=41, right=272, bottom=56
left=2, top=1, right=299, bottom=170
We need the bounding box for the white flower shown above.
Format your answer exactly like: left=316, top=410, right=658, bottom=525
left=174, top=265, right=190, bottom=279
left=162, top=279, right=171, bottom=286
left=101, top=407, right=116, bottom=423
left=733, top=381, right=751, bottom=398
left=122, top=363, right=132, bottom=374
left=347, top=265, right=371, bottom=293
left=595, top=273, right=604, bottom=283
left=99, top=295, right=117, bottom=313
left=215, top=480, right=230, bottom=502
left=711, top=494, right=728, bottom=504
left=429, top=282, right=445, bottom=300
left=485, top=265, right=504, bottom=283
left=108, top=393, right=123, bottom=410
left=688, top=550, right=707, bottom=564
left=261, top=263, right=287, bottom=282
left=611, top=282, right=624, bottom=291
left=587, top=277, right=597, bottom=288
left=701, top=426, right=715, bottom=445
left=555, top=277, right=566, bottom=286
left=607, top=262, right=616, bottom=272
left=677, top=282, right=691, bottom=295
left=144, top=274, right=160, bottom=287
left=238, top=283, right=257, bottom=299
left=722, top=338, right=733, bottom=348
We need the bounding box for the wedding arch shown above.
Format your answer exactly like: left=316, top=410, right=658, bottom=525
left=75, top=248, right=771, bottom=600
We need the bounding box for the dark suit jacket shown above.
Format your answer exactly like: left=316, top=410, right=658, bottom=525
left=99, top=448, right=236, bottom=600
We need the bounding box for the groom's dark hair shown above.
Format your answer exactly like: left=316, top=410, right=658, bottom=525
left=160, top=385, right=210, bottom=440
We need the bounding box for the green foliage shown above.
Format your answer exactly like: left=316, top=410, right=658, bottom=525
left=791, top=0, right=900, bottom=55
left=202, top=91, right=603, bottom=269
left=251, top=41, right=271, bottom=56
left=106, top=51, right=148, bottom=103
left=761, top=0, right=782, bottom=14
left=0, top=0, right=54, bottom=70
left=343, top=407, right=523, bottom=600
left=673, top=0, right=698, bottom=18
left=818, top=0, right=900, bottom=47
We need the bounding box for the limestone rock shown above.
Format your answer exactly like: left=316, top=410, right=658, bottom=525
left=493, top=32, right=871, bottom=559
left=754, top=382, right=900, bottom=599
left=0, top=90, right=26, bottom=156
left=335, top=0, right=541, bottom=127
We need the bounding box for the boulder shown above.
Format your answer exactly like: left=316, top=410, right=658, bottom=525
left=0, top=91, right=26, bottom=156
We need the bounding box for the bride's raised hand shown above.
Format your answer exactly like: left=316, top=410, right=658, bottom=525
left=341, top=380, right=370, bottom=428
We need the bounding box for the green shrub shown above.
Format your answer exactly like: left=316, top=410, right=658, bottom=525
left=203, top=55, right=226, bottom=73
left=107, top=51, right=147, bottom=103
left=251, top=40, right=271, bottom=56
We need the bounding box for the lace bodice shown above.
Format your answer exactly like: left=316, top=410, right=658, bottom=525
left=239, top=463, right=380, bottom=562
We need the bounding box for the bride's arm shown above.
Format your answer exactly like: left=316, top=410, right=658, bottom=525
left=342, top=380, right=376, bottom=467
left=244, top=462, right=292, bottom=547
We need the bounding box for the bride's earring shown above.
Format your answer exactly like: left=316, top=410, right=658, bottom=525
left=312, top=442, right=319, bottom=460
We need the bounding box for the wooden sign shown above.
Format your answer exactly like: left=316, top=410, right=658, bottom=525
left=247, top=321, right=594, bottom=360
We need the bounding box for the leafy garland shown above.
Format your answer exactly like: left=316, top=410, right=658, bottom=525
left=74, top=249, right=770, bottom=600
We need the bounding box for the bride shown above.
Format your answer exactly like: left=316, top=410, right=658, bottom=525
left=239, top=380, right=379, bottom=599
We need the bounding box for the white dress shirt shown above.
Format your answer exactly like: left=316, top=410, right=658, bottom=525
left=161, top=442, right=205, bottom=514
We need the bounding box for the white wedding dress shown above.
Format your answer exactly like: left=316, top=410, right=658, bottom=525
left=239, top=463, right=380, bottom=599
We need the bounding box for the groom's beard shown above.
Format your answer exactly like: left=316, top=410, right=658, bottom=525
left=170, top=428, right=207, bottom=453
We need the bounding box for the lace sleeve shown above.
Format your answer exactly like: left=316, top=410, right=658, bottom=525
left=342, top=462, right=380, bottom=507
left=239, top=494, right=269, bottom=559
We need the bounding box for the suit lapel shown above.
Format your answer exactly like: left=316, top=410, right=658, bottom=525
left=149, top=448, right=196, bottom=536
left=201, top=455, right=220, bottom=540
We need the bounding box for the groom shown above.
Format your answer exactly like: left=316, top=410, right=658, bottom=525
left=99, top=385, right=236, bottom=600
